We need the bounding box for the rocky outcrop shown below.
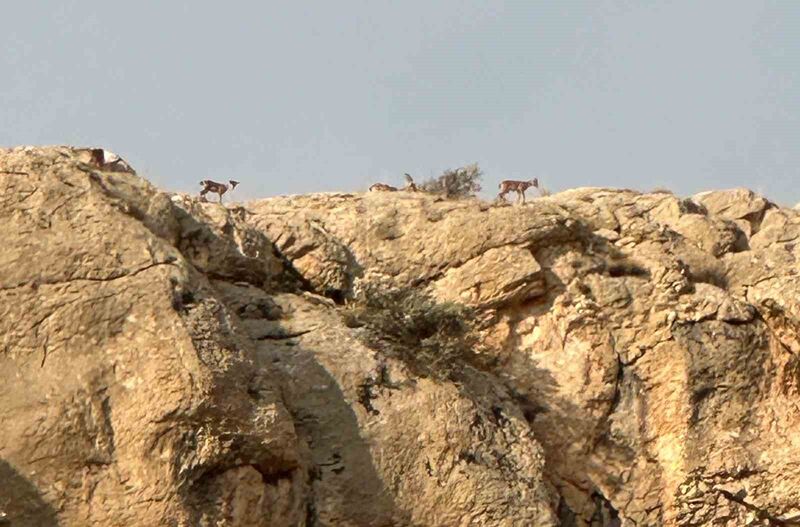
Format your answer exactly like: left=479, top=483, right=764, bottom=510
left=2, top=147, right=799, bottom=526
left=0, top=147, right=305, bottom=526
left=0, top=147, right=557, bottom=526
left=246, top=188, right=800, bottom=525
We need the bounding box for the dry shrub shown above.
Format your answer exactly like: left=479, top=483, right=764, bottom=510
left=420, top=163, right=483, bottom=199
left=651, top=187, right=675, bottom=195
left=343, top=285, right=477, bottom=381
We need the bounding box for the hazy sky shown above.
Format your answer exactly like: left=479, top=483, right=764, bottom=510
left=2, top=1, right=798, bottom=204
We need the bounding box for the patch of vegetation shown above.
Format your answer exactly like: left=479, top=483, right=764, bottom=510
left=650, top=187, right=674, bottom=195
left=677, top=197, right=707, bottom=215
left=420, top=163, right=483, bottom=199
left=343, top=285, right=479, bottom=381
left=607, top=261, right=650, bottom=278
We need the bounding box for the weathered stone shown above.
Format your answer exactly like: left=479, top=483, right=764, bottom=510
left=430, top=245, right=545, bottom=307
left=749, top=208, right=800, bottom=249
left=692, top=188, right=773, bottom=234
left=3, top=146, right=800, bottom=526
left=0, top=147, right=304, bottom=526
left=0, top=147, right=559, bottom=526
left=242, top=183, right=800, bottom=526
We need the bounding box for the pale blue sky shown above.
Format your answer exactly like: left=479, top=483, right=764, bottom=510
left=2, top=1, right=798, bottom=203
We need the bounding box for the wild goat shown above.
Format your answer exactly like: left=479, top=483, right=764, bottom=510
left=369, top=174, right=419, bottom=193
left=79, top=148, right=136, bottom=174
left=498, top=178, right=539, bottom=204
left=403, top=173, right=420, bottom=192
left=200, top=179, right=239, bottom=203
left=369, top=182, right=398, bottom=192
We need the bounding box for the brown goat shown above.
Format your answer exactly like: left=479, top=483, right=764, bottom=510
left=403, top=173, right=420, bottom=192
left=82, top=148, right=136, bottom=174
left=498, top=178, right=539, bottom=204
left=200, top=179, right=239, bottom=203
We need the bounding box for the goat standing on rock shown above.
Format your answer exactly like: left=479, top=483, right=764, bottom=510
left=369, top=173, right=420, bottom=193
left=403, top=173, right=420, bottom=192
left=200, top=179, right=239, bottom=203
left=498, top=178, right=539, bottom=204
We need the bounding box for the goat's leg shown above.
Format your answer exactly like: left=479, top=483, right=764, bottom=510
left=521, top=190, right=526, bottom=204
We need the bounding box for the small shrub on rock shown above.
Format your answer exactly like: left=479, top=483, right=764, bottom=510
left=343, top=285, right=478, bottom=381
left=421, top=163, right=483, bottom=199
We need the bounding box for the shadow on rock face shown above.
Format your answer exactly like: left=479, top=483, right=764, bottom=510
left=258, top=340, right=411, bottom=526
left=0, top=460, right=60, bottom=526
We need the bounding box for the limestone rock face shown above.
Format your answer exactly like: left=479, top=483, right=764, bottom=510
left=692, top=188, right=773, bottom=238
left=246, top=192, right=577, bottom=303
left=0, top=147, right=305, bottom=526
left=2, top=147, right=800, bottom=526
left=1, top=147, right=557, bottom=526
left=429, top=245, right=545, bottom=307
left=245, top=187, right=800, bottom=525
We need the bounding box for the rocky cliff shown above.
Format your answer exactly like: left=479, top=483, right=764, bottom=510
left=1, top=146, right=799, bottom=526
